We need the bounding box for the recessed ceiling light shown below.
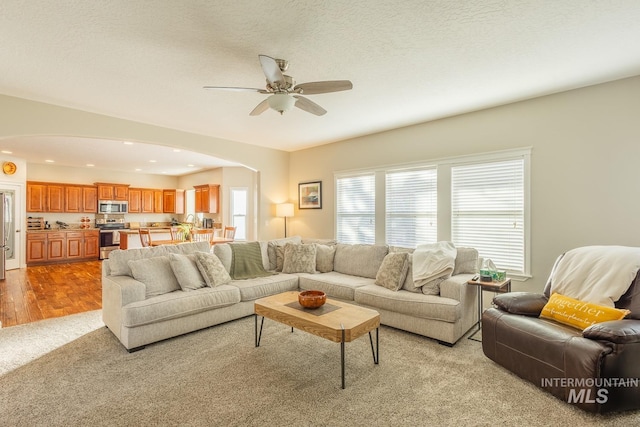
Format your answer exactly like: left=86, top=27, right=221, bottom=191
left=1, top=150, right=12, bottom=154
left=45, top=159, right=55, bottom=163
left=135, top=168, right=142, bottom=172
left=149, top=160, right=157, bottom=163
left=123, top=141, right=133, bottom=145
left=86, top=163, right=95, bottom=167
left=187, top=164, right=195, bottom=167
left=173, top=149, right=181, bottom=152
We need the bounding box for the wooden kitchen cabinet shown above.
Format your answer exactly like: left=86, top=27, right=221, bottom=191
left=96, top=183, right=129, bottom=200
left=46, top=185, right=65, bottom=213
left=65, top=186, right=83, bottom=212
left=128, top=188, right=142, bottom=213
left=27, top=183, right=46, bottom=212
left=153, top=189, right=163, bottom=213
left=194, top=184, right=220, bottom=214
left=83, top=186, right=98, bottom=212
left=26, top=233, right=47, bottom=263
left=141, top=189, right=154, bottom=213
left=27, top=230, right=100, bottom=265
left=163, top=189, right=185, bottom=214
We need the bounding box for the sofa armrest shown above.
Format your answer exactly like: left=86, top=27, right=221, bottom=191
left=440, top=274, right=474, bottom=301
left=103, top=275, right=146, bottom=307
left=583, top=319, right=640, bottom=344
left=492, top=292, right=548, bottom=317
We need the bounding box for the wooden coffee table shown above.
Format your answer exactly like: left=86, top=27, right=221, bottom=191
left=254, top=291, right=380, bottom=389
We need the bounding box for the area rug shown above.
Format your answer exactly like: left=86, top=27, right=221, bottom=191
left=1, top=312, right=638, bottom=426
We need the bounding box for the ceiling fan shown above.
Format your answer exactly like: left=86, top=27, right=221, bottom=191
left=204, top=55, right=353, bottom=116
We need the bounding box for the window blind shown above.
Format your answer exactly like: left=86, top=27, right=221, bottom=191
left=336, top=174, right=375, bottom=244
left=386, top=168, right=437, bottom=248
left=451, top=158, right=525, bottom=273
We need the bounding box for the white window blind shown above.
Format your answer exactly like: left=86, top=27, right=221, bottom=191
left=230, top=188, right=247, bottom=241
left=451, top=158, right=525, bottom=273
left=386, top=168, right=437, bottom=248
left=336, top=174, right=375, bottom=244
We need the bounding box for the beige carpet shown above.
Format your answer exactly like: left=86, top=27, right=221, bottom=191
left=1, top=311, right=638, bottom=426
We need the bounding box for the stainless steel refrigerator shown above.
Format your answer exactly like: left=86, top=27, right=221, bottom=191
left=0, top=191, right=12, bottom=280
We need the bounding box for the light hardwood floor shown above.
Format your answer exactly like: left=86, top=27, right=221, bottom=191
left=0, top=261, right=102, bottom=328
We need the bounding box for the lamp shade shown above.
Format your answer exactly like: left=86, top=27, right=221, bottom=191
left=268, top=94, right=296, bottom=114
left=276, top=203, right=294, bottom=218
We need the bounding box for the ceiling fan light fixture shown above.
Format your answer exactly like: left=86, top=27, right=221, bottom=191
left=267, top=93, right=295, bottom=115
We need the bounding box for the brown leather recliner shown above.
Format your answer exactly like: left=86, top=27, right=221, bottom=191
left=482, top=270, right=640, bottom=413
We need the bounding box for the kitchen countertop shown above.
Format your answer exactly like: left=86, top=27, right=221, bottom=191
left=27, top=228, right=100, bottom=233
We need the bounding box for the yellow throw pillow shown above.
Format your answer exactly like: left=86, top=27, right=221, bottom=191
left=540, top=293, right=630, bottom=330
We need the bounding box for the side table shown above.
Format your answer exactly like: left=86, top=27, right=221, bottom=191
left=467, top=277, right=511, bottom=342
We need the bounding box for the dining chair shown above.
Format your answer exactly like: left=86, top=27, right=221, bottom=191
left=191, top=228, right=214, bottom=243
left=170, top=226, right=188, bottom=242
left=223, top=226, right=236, bottom=240
left=139, top=229, right=152, bottom=247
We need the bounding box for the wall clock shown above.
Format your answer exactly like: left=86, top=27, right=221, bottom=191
left=2, top=161, right=17, bottom=175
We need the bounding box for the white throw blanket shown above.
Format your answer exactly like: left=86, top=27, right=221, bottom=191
left=413, top=241, right=457, bottom=287
left=550, top=245, right=640, bottom=307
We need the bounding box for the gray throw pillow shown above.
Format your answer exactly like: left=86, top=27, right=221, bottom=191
left=401, top=254, right=422, bottom=293
left=128, top=256, right=181, bottom=298
left=194, top=251, right=231, bottom=287
left=452, top=247, right=479, bottom=275
left=168, top=253, right=206, bottom=291
left=282, top=243, right=317, bottom=274
left=421, top=277, right=446, bottom=296
left=375, top=252, right=410, bottom=291
left=315, top=243, right=336, bottom=273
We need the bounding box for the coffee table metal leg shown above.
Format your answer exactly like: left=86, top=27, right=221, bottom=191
left=368, top=328, right=379, bottom=364
left=341, top=324, right=346, bottom=389
left=255, top=315, right=265, bottom=347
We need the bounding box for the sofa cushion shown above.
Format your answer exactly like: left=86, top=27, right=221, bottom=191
left=128, top=256, right=181, bottom=298
left=282, top=243, right=317, bottom=274
left=375, top=252, right=409, bottom=291
left=355, top=284, right=461, bottom=323
left=540, top=293, right=630, bottom=330
left=121, top=285, right=241, bottom=327
left=297, top=272, right=375, bottom=301
left=194, top=251, right=231, bottom=287
left=315, top=243, right=336, bottom=273
left=231, top=273, right=299, bottom=301
left=168, top=253, right=206, bottom=291
left=108, top=242, right=210, bottom=277
left=333, top=244, right=389, bottom=279
left=493, top=292, right=548, bottom=317
left=267, top=236, right=302, bottom=270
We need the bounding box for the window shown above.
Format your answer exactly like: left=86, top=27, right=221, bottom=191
left=336, top=174, right=375, bottom=244
left=230, top=188, right=247, bottom=241
left=386, top=168, right=437, bottom=248
left=451, top=158, right=526, bottom=274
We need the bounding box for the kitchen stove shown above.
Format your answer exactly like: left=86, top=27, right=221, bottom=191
left=96, top=214, right=128, bottom=259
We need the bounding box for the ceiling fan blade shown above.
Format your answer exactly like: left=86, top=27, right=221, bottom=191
left=203, top=86, right=269, bottom=94
left=293, top=95, right=327, bottom=116
left=258, top=55, right=285, bottom=87
left=293, top=80, right=353, bottom=95
left=249, top=99, right=270, bottom=116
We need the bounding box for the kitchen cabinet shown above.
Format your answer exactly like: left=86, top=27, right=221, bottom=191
left=83, top=186, right=98, bottom=212
left=194, top=184, right=220, bottom=214
left=141, top=189, right=154, bottom=213
left=163, top=189, right=185, bottom=214
left=27, top=183, right=46, bottom=212
left=65, top=186, right=83, bottom=212
left=47, top=185, right=65, bottom=213
left=96, top=183, right=129, bottom=201
left=153, top=189, right=163, bottom=213
left=26, top=230, right=101, bottom=265
left=128, top=188, right=142, bottom=213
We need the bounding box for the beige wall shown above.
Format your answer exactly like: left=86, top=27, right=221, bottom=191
left=0, top=94, right=290, bottom=241
left=289, top=75, right=640, bottom=293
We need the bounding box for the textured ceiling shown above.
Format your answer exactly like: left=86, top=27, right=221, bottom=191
left=2, top=1, right=640, bottom=172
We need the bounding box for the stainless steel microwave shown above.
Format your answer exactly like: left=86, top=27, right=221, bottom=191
left=98, top=200, right=128, bottom=214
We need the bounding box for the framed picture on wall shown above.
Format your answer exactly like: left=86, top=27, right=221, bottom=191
left=298, top=181, right=322, bottom=209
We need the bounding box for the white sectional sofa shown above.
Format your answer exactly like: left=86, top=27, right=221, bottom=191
left=102, top=238, right=479, bottom=351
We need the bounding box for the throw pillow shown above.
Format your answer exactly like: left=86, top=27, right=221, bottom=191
left=282, top=243, right=317, bottom=274
left=375, top=252, right=409, bottom=291
left=421, top=277, right=446, bottom=296
left=128, top=256, right=181, bottom=298
left=452, top=247, right=479, bottom=275
left=401, top=254, right=423, bottom=293
left=168, top=253, right=206, bottom=291
left=540, top=293, right=630, bottom=330
left=315, top=243, right=336, bottom=273
left=267, top=236, right=303, bottom=270
left=194, top=251, right=231, bottom=287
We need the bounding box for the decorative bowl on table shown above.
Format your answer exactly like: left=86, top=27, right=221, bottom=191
left=298, top=290, right=326, bottom=309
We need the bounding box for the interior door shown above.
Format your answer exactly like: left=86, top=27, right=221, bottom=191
left=0, top=184, right=21, bottom=270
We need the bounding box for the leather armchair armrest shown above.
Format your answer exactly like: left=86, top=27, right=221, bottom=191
left=583, top=319, right=640, bottom=344
left=492, top=292, right=548, bottom=317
